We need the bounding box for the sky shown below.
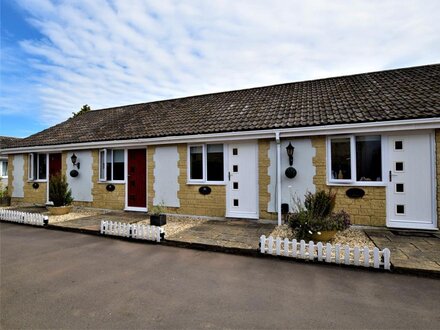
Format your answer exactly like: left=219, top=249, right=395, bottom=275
left=1, top=0, right=439, bottom=138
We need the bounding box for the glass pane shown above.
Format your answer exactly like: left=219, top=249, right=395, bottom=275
left=113, top=150, right=125, bottom=180
left=356, top=136, right=382, bottom=181
left=190, top=146, right=203, bottom=180
left=331, top=138, right=351, bottom=180
left=38, top=154, right=47, bottom=180
left=207, top=144, right=224, bottom=181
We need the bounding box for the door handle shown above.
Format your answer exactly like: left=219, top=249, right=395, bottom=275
left=228, top=171, right=231, bottom=181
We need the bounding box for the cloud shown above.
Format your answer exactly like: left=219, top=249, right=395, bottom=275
left=7, top=0, right=440, bottom=125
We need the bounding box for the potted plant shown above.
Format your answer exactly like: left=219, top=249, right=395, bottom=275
left=0, top=184, right=11, bottom=206
left=149, top=204, right=166, bottom=226
left=288, top=190, right=351, bottom=242
left=47, top=174, right=74, bottom=215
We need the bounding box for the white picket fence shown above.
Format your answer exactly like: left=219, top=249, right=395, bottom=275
left=100, top=220, right=162, bottom=242
left=260, top=235, right=391, bottom=270
left=0, top=209, right=47, bottom=226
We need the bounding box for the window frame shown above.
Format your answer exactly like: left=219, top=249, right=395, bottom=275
left=187, top=144, right=226, bottom=185
left=98, top=148, right=126, bottom=183
left=0, top=160, right=8, bottom=178
left=27, top=153, right=48, bottom=181
left=326, top=134, right=385, bottom=186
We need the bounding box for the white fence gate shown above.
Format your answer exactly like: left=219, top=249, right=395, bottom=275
left=0, top=209, right=47, bottom=226
left=100, top=220, right=162, bottom=242
left=260, top=235, right=391, bottom=270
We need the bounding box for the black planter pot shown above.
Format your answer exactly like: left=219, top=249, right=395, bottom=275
left=0, top=197, right=11, bottom=206
left=150, top=214, right=166, bottom=226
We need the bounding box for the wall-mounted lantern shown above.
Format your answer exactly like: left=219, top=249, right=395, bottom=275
left=286, top=142, right=295, bottom=166
left=71, top=153, right=80, bottom=169
left=285, top=142, right=297, bottom=179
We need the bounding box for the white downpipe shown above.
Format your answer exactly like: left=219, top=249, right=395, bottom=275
left=275, top=132, right=282, bottom=226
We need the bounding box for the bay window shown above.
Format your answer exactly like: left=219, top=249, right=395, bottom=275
left=99, top=149, right=125, bottom=182
left=328, top=135, right=382, bottom=184
left=28, top=153, right=47, bottom=181
left=188, top=144, right=224, bottom=183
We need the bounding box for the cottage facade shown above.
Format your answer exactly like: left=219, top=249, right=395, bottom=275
left=3, top=65, right=440, bottom=229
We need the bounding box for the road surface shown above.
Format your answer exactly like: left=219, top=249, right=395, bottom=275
left=1, top=223, right=439, bottom=329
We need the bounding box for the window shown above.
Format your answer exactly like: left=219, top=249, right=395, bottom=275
left=99, top=149, right=125, bottom=182
left=328, top=135, right=382, bottom=184
left=28, top=153, right=47, bottom=180
left=0, top=160, right=7, bottom=177
left=356, top=136, right=382, bottom=181
left=188, top=144, right=224, bottom=183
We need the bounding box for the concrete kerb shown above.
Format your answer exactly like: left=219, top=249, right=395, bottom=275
left=2, top=220, right=439, bottom=279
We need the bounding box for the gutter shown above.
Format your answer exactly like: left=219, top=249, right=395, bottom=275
left=1, top=118, right=439, bottom=154
left=275, top=131, right=282, bottom=226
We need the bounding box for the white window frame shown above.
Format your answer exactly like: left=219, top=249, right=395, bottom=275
left=187, top=144, right=225, bottom=185
left=27, top=153, right=48, bottom=182
left=327, top=134, right=385, bottom=186
left=98, top=148, right=125, bottom=183
left=0, top=160, right=8, bottom=178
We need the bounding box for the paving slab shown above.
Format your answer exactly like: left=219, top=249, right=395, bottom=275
left=365, top=228, right=440, bottom=276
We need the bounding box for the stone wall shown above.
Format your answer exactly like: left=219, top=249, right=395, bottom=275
left=312, top=136, right=386, bottom=226
left=258, top=139, right=276, bottom=220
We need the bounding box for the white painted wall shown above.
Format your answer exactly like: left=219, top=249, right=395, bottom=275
left=66, top=151, right=93, bottom=202
left=268, top=139, right=316, bottom=212
left=153, top=146, right=180, bottom=207
left=12, top=155, right=24, bottom=198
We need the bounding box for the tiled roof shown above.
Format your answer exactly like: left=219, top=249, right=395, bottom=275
left=7, top=64, right=440, bottom=148
left=0, top=136, right=22, bottom=150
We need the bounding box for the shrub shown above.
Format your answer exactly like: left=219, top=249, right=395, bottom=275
left=0, top=183, right=9, bottom=198
left=288, top=190, right=351, bottom=240
left=49, top=174, right=73, bottom=207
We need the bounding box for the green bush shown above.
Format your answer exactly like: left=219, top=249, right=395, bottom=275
left=49, top=174, right=73, bottom=207
left=288, top=190, right=351, bottom=240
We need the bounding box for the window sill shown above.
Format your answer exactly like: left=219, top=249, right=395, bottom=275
left=98, top=181, right=125, bottom=184
left=187, top=181, right=226, bottom=186
left=327, top=181, right=386, bottom=187
left=27, top=180, right=47, bottom=183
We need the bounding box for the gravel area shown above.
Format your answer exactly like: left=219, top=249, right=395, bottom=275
left=268, top=224, right=375, bottom=249
left=136, top=215, right=210, bottom=238
left=48, top=207, right=110, bottom=224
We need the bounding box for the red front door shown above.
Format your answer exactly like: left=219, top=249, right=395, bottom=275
left=127, top=149, right=147, bottom=208
left=49, top=153, right=62, bottom=178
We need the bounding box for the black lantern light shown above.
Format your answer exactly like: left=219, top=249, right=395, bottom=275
left=286, top=142, right=295, bottom=166
left=71, top=153, right=80, bottom=169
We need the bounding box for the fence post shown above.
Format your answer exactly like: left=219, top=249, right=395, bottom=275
left=317, top=242, right=323, bottom=261
left=308, top=241, right=315, bottom=260
left=283, top=238, right=290, bottom=256
left=299, top=240, right=306, bottom=258
left=325, top=243, right=332, bottom=263
left=344, top=245, right=350, bottom=265
left=335, top=244, right=341, bottom=264
left=275, top=237, right=281, bottom=256
left=363, top=247, right=370, bottom=267
left=292, top=239, right=297, bottom=258
left=354, top=247, right=360, bottom=266
left=383, top=248, right=391, bottom=270
left=373, top=247, right=380, bottom=268
left=268, top=236, right=274, bottom=254
left=259, top=235, right=266, bottom=253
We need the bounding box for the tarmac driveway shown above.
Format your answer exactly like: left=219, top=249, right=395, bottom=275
left=1, top=223, right=439, bottom=329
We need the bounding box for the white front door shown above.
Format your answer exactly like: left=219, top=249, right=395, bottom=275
left=386, top=132, right=437, bottom=229
left=226, top=141, right=259, bottom=219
